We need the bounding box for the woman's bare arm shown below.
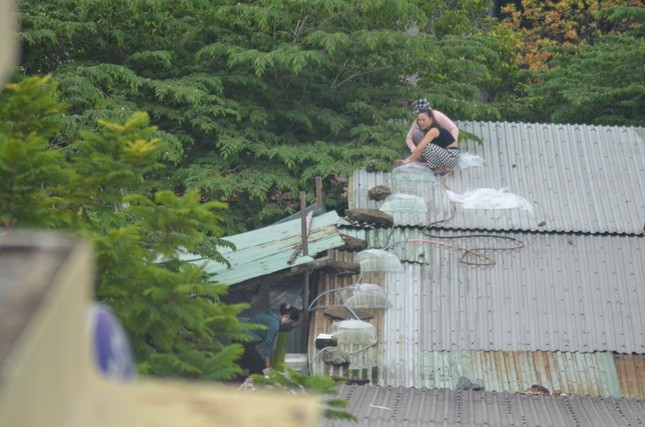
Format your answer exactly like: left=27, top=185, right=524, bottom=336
left=407, top=128, right=439, bottom=162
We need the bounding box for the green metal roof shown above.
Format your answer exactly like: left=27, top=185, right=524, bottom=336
left=181, top=211, right=347, bottom=286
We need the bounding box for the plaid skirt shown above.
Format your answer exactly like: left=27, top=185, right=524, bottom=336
left=422, top=145, right=460, bottom=170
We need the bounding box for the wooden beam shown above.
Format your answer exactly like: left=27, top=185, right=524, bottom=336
left=288, top=195, right=314, bottom=265
left=344, top=208, right=393, bottom=226
left=234, top=257, right=360, bottom=289
left=338, top=233, right=368, bottom=251
left=300, top=192, right=309, bottom=257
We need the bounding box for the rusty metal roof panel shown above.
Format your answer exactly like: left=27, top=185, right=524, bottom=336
left=349, top=122, right=645, bottom=234
left=415, top=350, right=645, bottom=399
left=614, top=353, right=645, bottom=399
left=181, top=211, right=346, bottom=285
left=322, top=385, right=645, bottom=427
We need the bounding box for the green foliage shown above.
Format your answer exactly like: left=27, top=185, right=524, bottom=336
left=251, top=368, right=357, bottom=421
left=495, top=2, right=645, bottom=124
left=0, top=76, right=70, bottom=226
left=499, top=0, right=643, bottom=70
left=409, top=34, right=505, bottom=121
left=0, top=76, right=249, bottom=380
left=523, top=7, right=645, bottom=125
left=18, top=0, right=503, bottom=231
left=598, top=5, right=645, bottom=35
left=525, top=33, right=645, bottom=126
left=412, top=0, right=493, bottom=37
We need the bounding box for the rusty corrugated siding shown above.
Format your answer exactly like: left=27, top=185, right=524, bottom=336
left=320, top=120, right=645, bottom=422
left=417, top=350, right=642, bottom=398
left=614, top=353, right=645, bottom=399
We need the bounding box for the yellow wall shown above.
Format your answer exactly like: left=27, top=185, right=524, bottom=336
left=0, top=0, right=18, bottom=85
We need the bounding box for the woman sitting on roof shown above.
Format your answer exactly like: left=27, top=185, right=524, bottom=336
left=397, top=100, right=460, bottom=176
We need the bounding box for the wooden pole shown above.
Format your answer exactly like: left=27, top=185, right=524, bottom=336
left=300, top=192, right=310, bottom=326
left=299, top=191, right=309, bottom=257
left=315, top=177, right=323, bottom=209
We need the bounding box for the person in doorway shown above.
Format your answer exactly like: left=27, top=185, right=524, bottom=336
left=397, top=102, right=460, bottom=175
left=237, top=303, right=301, bottom=376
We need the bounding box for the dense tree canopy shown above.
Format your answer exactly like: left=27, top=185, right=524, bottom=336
left=498, top=3, right=645, bottom=124
left=18, top=0, right=504, bottom=230
left=500, top=0, right=643, bottom=70
left=16, top=0, right=645, bottom=230
left=1, top=76, right=249, bottom=379
left=525, top=30, right=645, bottom=126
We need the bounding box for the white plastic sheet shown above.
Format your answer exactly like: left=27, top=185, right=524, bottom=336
left=446, top=188, right=533, bottom=211
left=379, top=193, right=428, bottom=214
left=355, top=249, right=403, bottom=272
left=329, top=319, right=377, bottom=344
left=341, top=284, right=392, bottom=310
left=459, top=152, right=485, bottom=169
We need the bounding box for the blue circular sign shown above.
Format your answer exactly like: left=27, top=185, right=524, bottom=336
left=89, top=303, right=136, bottom=379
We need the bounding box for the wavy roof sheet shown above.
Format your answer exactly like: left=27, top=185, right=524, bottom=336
left=349, top=121, right=645, bottom=234
left=334, top=231, right=645, bottom=354
left=180, top=211, right=346, bottom=285
left=321, top=121, right=645, bottom=419
left=329, top=229, right=645, bottom=397
left=322, top=385, right=645, bottom=427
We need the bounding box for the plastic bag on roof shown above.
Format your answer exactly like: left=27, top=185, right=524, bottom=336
left=459, top=153, right=484, bottom=169
left=355, top=249, right=403, bottom=273
left=446, top=188, right=533, bottom=211
left=329, top=319, right=377, bottom=344
left=341, top=283, right=392, bottom=310
left=391, top=162, right=436, bottom=182
left=379, top=193, right=427, bottom=214
left=391, top=162, right=437, bottom=196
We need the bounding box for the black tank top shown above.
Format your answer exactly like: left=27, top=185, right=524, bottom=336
left=427, top=127, right=455, bottom=149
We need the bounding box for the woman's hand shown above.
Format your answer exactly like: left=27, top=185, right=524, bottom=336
left=408, top=128, right=439, bottom=162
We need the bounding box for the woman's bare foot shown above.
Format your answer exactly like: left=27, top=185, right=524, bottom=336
left=432, top=166, right=453, bottom=176
left=432, top=166, right=446, bottom=174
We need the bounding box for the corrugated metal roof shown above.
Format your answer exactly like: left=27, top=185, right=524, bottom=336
left=415, top=350, right=645, bottom=399
left=319, top=230, right=645, bottom=397
left=180, top=211, right=346, bottom=285
left=332, top=231, right=645, bottom=354
left=349, top=122, right=645, bottom=234
left=322, top=385, right=645, bottom=427
left=318, top=121, right=645, bottom=420
left=309, top=272, right=644, bottom=399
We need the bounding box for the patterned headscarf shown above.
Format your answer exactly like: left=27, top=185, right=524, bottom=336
left=411, top=98, right=432, bottom=113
